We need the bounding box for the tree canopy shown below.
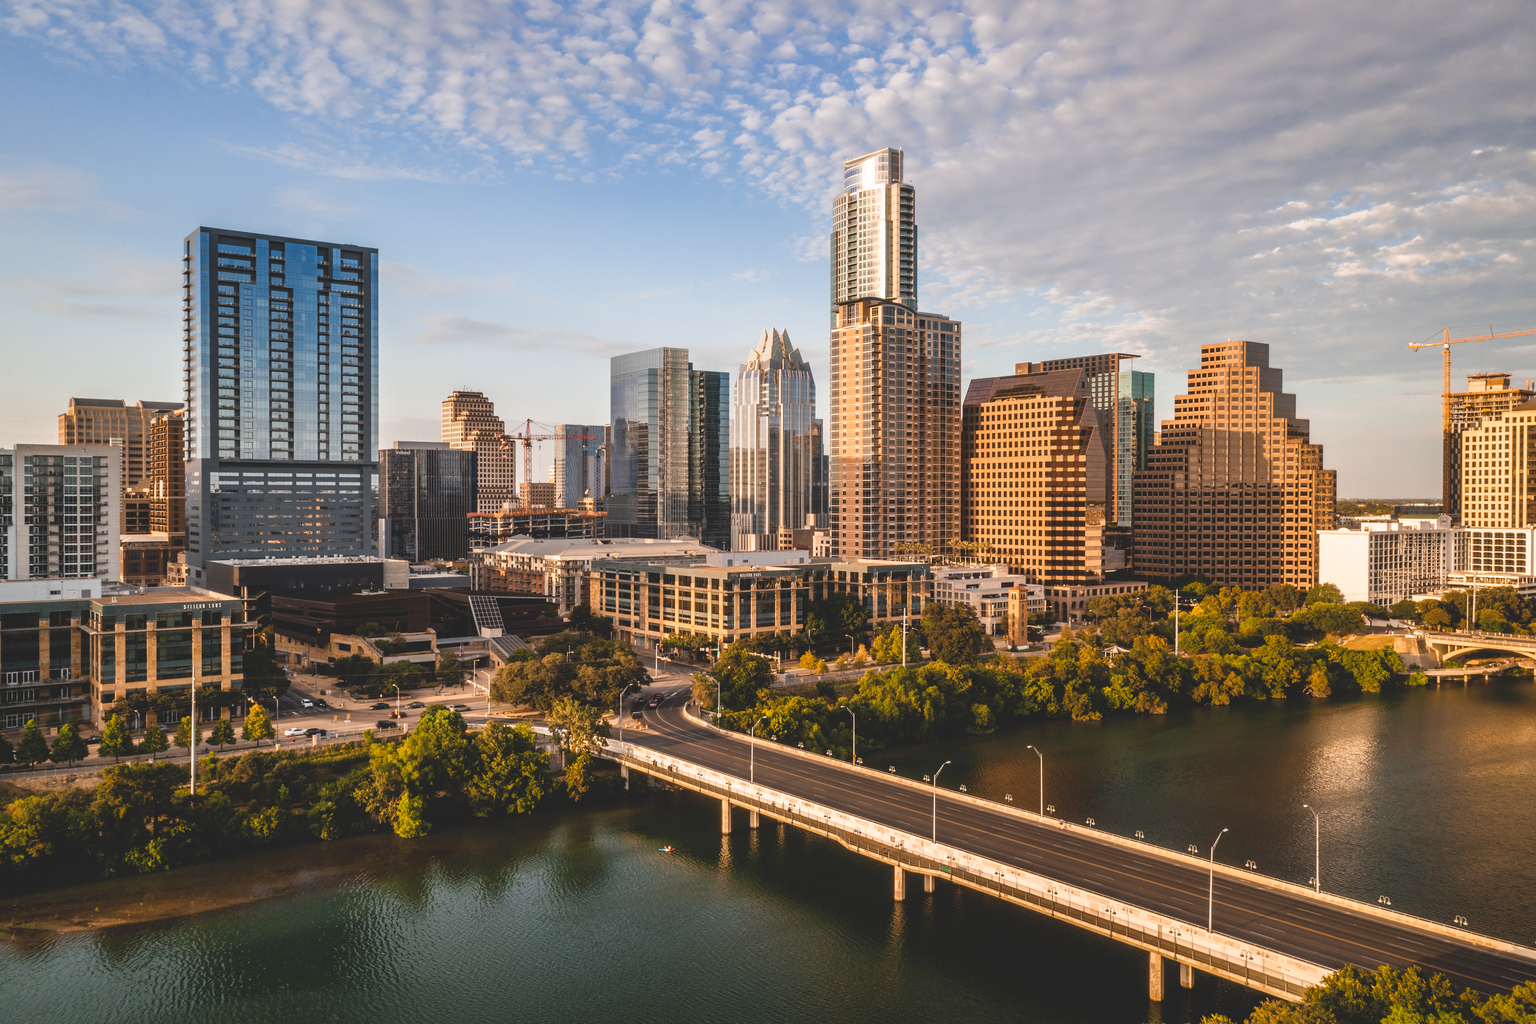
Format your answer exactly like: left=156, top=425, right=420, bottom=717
left=921, top=603, right=990, bottom=665
left=490, top=635, right=647, bottom=711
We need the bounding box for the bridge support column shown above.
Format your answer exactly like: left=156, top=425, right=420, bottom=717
left=1180, top=962, right=1193, bottom=989
left=721, top=799, right=732, bottom=834
left=893, top=865, right=906, bottom=901
left=1149, top=952, right=1165, bottom=1002
left=621, top=765, right=630, bottom=791
left=749, top=809, right=760, bottom=829
left=923, top=873, right=935, bottom=893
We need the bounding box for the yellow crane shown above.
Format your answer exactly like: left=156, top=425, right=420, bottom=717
left=1406, top=326, right=1536, bottom=430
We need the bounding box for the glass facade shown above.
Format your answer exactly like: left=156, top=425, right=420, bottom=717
left=1117, top=370, right=1155, bottom=527
left=379, top=444, right=477, bottom=561
left=609, top=348, right=693, bottom=540
left=552, top=425, right=607, bottom=509
left=690, top=370, right=731, bottom=550
left=729, top=329, right=818, bottom=551
left=182, top=228, right=379, bottom=574
left=831, top=148, right=916, bottom=312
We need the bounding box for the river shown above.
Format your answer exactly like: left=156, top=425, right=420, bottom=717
left=2, top=681, right=1532, bottom=1024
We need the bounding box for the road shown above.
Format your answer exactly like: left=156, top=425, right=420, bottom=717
left=625, top=690, right=1536, bottom=997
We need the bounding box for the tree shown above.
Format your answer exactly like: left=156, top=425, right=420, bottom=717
left=241, top=642, right=291, bottom=697
left=208, top=717, right=236, bottom=750
left=798, top=651, right=827, bottom=674
left=567, top=603, right=615, bottom=639
left=435, top=650, right=466, bottom=690
left=243, top=703, right=275, bottom=747
left=174, top=715, right=204, bottom=751
left=354, top=621, right=386, bottom=637
left=921, top=603, right=990, bottom=665
left=15, top=719, right=49, bottom=767
left=1422, top=607, right=1452, bottom=631
left=707, top=644, right=775, bottom=712
left=546, top=695, right=610, bottom=801
left=331, top=653, right=377, bottom=689
left=49, top=722, right=88, bottom=767
left=803, top=593, right=871, bottom=644
left=466, top=723, right=549, bottom=816
left=138, top=725, right=169, bottom=761
left=1306, top=582, right=1344, bottom=606
left=1388, top=598, right=1419, bottom=621
left=99, top=714, right=135, bottom=762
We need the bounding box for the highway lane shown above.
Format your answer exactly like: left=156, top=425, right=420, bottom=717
left=629, top=695, right=1536, bottom=996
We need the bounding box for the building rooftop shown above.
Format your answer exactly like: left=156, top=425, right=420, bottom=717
left=92, top=587, right=241, bottom=607
left=481, top=536, right=719, bottom=559
left=211, top=555, right=390, bottom=567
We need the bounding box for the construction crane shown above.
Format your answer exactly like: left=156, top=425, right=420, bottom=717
left=505, top=420, right=596, bottom=509
left=1407, top=326, right=1536, bottom=430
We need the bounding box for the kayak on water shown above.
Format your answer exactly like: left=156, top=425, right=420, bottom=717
left=659, top=845, right=677, bottom=853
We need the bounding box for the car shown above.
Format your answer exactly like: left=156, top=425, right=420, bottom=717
left=299, top=698, right=314, bottom=708
left=80, top=734, right=103, bottom=745
left=370, top=702, right=391, bottom=710
left=374, top=719, right=398, bottom=731
left=304, top=727, right=326, bottom=737
left=283, top=727, right=307, bottom=736
left=312, top=698, right=329, bottom=708
left=450, top=704, right=470, bottom=712
left=407, top=701, right=426, bottom=709
left=648, top=696, right=663, bottom=708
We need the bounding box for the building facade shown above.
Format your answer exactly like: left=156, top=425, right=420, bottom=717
left=931, top=565, right=1044, bottom=636
left=181, top=228, right=379, bottom=581
left=59, top=398, right=183, bottom=489
left=830, top=148, right=916, bottom=311
left=379, top=442, right=477, bottom=562
left=1445, top=374, right=1534, bottom=521
left=1133, top=341, right=1334, bottom=589
left=829, top=298, right=961, bottom=560
left=690, top=369, right=730, bottom=550
left=1317, top=517, right=1454, bottom=605
left=442, top=391, right=513, bottom=513
left=466, top=507, right=607, bottom=546
left=1455, top=396, right=1536, bottom=530
left=730, top=329, right=818, bottom=552
left=1118, top=370, right=1155, bottom=527
left=552, top=424, right=607, bottom=510
left=1, top=445, right=121, bottom=594
left=473, top=535, right=717, bottom=613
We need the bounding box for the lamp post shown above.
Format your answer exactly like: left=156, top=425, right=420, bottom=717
left=1208, top=827, right=1229, bottom=932
left=840, top=705, right=856, bottom=763
left=617, top=683, right=638, bottom=743
left=846, top=634, right=856, bottom=657
left=749, top=715, right=766, bottom=783
left=932, top=760, right=951, bottom=842
left=1302, top=804, right=1320, bottom=893
left=1027, top=744, right=1043, bottom=817
left=901, top=608, right=909, bottom=668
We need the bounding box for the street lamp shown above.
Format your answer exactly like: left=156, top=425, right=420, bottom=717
left=617, top=683, right=638, bottom=743
left=840, top=705, right=856, bottom=763
left=1208, top=827, right=1229, bottom=932
left=749, top=715, right=767, bottom=783
left=932, top=760, right=952, bottom=842
left=845, top=634, right=856, bottom=657
left=1027, top=744, right=1043, bottom=817
left=1302, top=804, right=1320, bottom=893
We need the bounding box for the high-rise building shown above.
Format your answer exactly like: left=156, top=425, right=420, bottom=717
left=148, top=413, right=185, bottom=540
left=181, top=227, right=379, bottom=582
left=379, top=442, right=477, bottom=562
left=961, top=369, right=1111, bottom=583
left=829, top=298, right=961, bottom=560
left=810, top=418, right=829, bottom=525
left=0, top=445, right=121, bottom=596
left=1132, top=340, right=1334, bottom=589
left=831, top=148, right=916, bottom=312
left=552, top=424, right=607, bottom=510
left=442, top=391, right=514, bottom=512
left=1445, top=373, right=1535, bottom=521
left=608, top=348, right=728, bottom=544
left=730, top=329, right=818, bottom=551
left=1118, top=370, right=1155, bottom=527
left=59, top=398, right=183, bottom=488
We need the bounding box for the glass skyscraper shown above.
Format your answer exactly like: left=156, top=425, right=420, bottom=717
left=379, top=442, right=477, bottom=561
left=1117, top=370, right=1155, bottom=527
left=690, top=369, right=730, bottom=550
left=552, top=424, right=608, bottom=509
left=729, top=329, right=818, bottom=551
left=181, top=227, right=379, bottom=580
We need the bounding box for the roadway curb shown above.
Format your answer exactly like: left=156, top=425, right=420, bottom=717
left=682, top=704, right=1536, bottom=964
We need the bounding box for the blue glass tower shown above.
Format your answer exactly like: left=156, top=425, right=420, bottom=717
left=181, top=228, right=379, bottom=581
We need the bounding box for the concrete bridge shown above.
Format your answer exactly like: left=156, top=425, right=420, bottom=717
left=1422, top=630, right=1536, bottom=663
left=602, top=697, right=1536, bottom=1004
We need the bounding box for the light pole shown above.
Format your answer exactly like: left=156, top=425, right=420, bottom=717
left=840, top=705, right=856, bottom=762
left=846, top=634, right=856, bottom=657
left=1208, top=827, right=1229, bottom=932
left=617, top=683, right=638, bottom=743
left=749, top=715, right=766, bottom=783
left=932, top=760, right=951, bottom=842
left=901, top=608, right=909, bottom=668
left=1303, top=804, right=1320, bottom=892
left=1027, top=744, right=1043, bottom=817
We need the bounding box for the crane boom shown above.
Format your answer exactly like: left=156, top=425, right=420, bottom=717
left=506, top=419, right=596, bottom=509
left=1406, top=326, right=1536, bottom=431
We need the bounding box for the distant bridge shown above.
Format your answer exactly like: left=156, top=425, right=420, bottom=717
left=1421, top=630, right=1536, bottom=663
left=601, top=696, right=1536, bottom=1004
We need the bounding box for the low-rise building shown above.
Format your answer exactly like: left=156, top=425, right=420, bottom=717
left=1042, top=578, right=1149, bottom=627
left=592, top=558, right=931, bottom=649
left=467, top=507, right=608, bottom=545
left=931, top=564, right=1044, bottom=635
left=1317, top=517, right=1455, bottom=605
left=472, top=536, right=717, bottom=612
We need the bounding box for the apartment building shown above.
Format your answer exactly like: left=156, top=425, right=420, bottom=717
left=59, top=398, right=183, bottom=489
left=1445, top=373, right=1534, bottom=520
left=379, top=442, right=477, bottom=561
left=1, top=445, right=121, bottom=596
left=831, top=148, right=915, bottom=310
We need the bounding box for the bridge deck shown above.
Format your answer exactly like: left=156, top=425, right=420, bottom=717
left=618, top=697, right=1536, bottom=998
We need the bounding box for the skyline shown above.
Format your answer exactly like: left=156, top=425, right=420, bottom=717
left=3, top=1, right=1535, bottom=496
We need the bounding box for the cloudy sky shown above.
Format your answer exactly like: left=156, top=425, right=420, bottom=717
left=2, top=0, right=1533, bottom=495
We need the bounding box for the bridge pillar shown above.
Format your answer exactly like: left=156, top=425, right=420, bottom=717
left=923, top=873, right=935, bottom=893
left=1180, top=962, right=1193, bottom=989
left=749, top=809, right=760, bottom=829
left=1149, top=952, right=1165, bottom=1002
left=621, top=765, right=630, bottom=790
left=893, top=865, right=906, bottom=901
left=721, top=799, right=732, bottom=834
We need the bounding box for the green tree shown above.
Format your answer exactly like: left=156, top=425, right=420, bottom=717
left=98, top=714, right=134, bottom=762
left=1306, top=582, right=1345, bottom=606
left=546, top=695, right=610, bottom=801
left=1293, top=603, right=1366, bottom=636
left=921, top=603, right=990, bottom=665
left=15, top=719, right=49, bottom=766
left=49, top=722, right=88, bottom=767
left=174, top=716, right=204, bottom=751
left=331, top=653, right=377, bottom=688
left=435, top=650, right=466, bottom=690
left=466, top=722, right=549, bottom=816
left=242, top=704, right=275, bottom=747
left=208, top=717, right=236, bottom=750
left=1389, top=598, right=1419, bottom=621
left=1422, top=607, right=1452, bottom=631
left=138, top=725, right=170, bottom=761
left=567, top=603, right=615, bottom=638
left=354, top=621, right=385, bottom=637
left=705, top=644, right=775, bottom=713
left=241, top=642, right=291, bottom=697
left=803, top=593, right=871, bottom=643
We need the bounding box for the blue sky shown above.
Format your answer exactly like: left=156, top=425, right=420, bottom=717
left=3, top=0, right=1534, bottom=495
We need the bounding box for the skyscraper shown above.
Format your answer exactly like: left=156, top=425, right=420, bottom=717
left=1133, top=340, right=1334, bottom=588
left=59, top=398, right=183, bottom=488
left=181, top=227, right=379, bottom=581
left=379, top=442, right=477, bottom=561
left=0, top=445, right=120, bottom=595
left=442, top=391, right=514, bottom=512
left=1117, top=369, right=1155, bottom=527
left=608, top=348, right=728, bottom=545
left=830, top=148, right=916, bottom=313
left=552, top=424, right=607, bottom=510
left=1445, top=373, right=1534, bottom=521
left=730, top=329, right=818, bottom=551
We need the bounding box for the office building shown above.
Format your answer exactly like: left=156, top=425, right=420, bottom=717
left=1455, top=396, right=1536, bottom=530
left=520, top=481, right=558, bottom=509
left=931, top=565, right=1044, bottom=636
left=961, top=368, right=1110, bottom=583
left=1444, top=373, right=1534, bottom=520
left=730, top=329, right=819, bottom=552
left=181, top=228, right=379, bottom=583
left=379, top=442, right=477, bottom=562
left=1, top=445, right=121, bottom=595
left=552, top=424, right=607, bottom=510
left=830, top=147, right=916, bottom=311
left=467, top=507, right=607, bottom=546
left=442, top=390, right=514, bottom=513
left=1318, top=517, right=1454, bottom=605
left=690, top=368, right=730, bottom=549
left=473, top=535, right=717, bottom=613
left=1132, top=340, right=1334, bottom=588
left=59, top=398, right=183, bottom=489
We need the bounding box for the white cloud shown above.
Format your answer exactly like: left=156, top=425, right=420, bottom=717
left=0, top=162, right=135, bottom=216
left=274, top=188, right=364, bottom=218
left=405, top=313, right=632, bottom=357
left=8, top=257, right=179, bottom=319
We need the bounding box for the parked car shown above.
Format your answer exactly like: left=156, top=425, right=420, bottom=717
left=283, top=727, right=307, bottom=736
left=370, top=702, right=391, bottom=710
left=375, top=720, right=398, bottom=731
left=80, top=734, right=103, bottom=745
left=407, top=701, right=426, bottom=709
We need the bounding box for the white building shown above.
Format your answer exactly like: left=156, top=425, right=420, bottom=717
left=471, top=536, right=718, bottom=614
left=931, top=565, right=1044, bottom=635
left=1448, top=527, right=1536, bottom=598
left=1317, top=516, right=1454, bottom=605
left=1, top=445, right=121, bottom=596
